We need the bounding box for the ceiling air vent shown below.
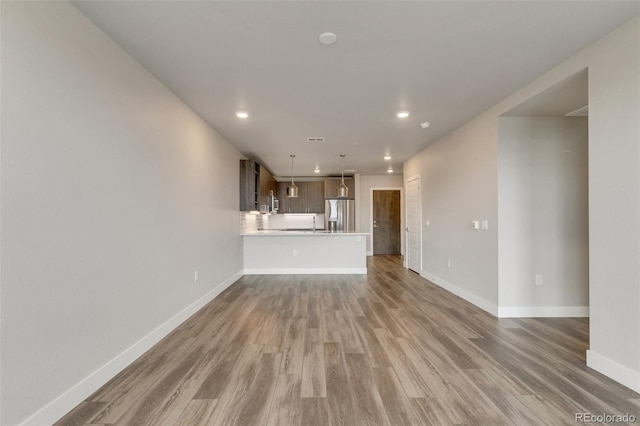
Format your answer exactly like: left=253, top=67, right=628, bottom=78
left=306, top=137, right=325, bottom=142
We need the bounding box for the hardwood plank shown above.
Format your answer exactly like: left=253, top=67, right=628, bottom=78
left=192, top=327, right=253, bottom=399
left=344, top=353, right=391, bottom=425
left=267, top=374, right=302, bottom=426
left=373, top=327, right=428, bottom=398
left=281, top=318, right=307, bottom=374
left=410, top=397, right=455, bottom=426
left=84, top=341, right=196, bottom=424
left=352, top=316, right=391, bottom=368
left=373, top=367, right=421, bottom=425
left=336, top=309, right=364, bottom=353
left=112, top=351, right=200, bottom=425
left=300, top=328, right=326, bottom=398
left=203, top=343, right=262, bottom=424
left=234, top=352, right=282, bottom=426
left=300, top=397, right=330, bottom=426
left=175, top=399, right=217, bottom=426
left=321, top=309, right=342, bottom=343
left=307, top=297, right=320, bottom=329
left=324, top=342, right=357, bottom=425
left=463, top=368, right=549, bottom=425
left=54, top=401, right=107, bottom=426
left=56, top=255, right=640, bottom=425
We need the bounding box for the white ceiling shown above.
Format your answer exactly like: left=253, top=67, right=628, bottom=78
left=71, top=1, right=639, bottom=177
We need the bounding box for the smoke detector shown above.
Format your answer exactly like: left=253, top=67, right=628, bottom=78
left=306, top=137, right=325, bottom=142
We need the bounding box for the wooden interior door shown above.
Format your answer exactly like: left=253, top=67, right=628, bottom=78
left=373, top=190, right=401, bottom=254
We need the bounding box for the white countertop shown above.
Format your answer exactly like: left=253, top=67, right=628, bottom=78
left=241, top=230, right=369, bottom=237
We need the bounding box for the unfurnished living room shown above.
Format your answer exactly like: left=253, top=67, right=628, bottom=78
left=1, top=1, right=639, bottom=425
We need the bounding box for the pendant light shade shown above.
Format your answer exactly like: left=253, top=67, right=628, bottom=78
left=287, top=154, right=299, bottom=197
left=337, top=154, right=348, bottom=198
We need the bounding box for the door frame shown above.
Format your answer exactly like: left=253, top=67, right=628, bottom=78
left=404, top=175, right=421, bottom=271
left=369, top=187, right=404, bottom=257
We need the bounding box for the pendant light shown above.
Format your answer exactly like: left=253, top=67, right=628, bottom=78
left=337, top=154, right=348, bottom=198
left=286, top=154, right=299, bottom=197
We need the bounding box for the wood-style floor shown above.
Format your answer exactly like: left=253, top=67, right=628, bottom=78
left=58, top=255, right=640, bottom=425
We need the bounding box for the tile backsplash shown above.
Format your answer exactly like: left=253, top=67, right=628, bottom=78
left=240, top=212, right=325, bottom=233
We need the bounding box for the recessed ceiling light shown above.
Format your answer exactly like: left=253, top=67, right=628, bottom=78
left=396, top=111, right=410, bottom=118
left=236, top=111, right=249, bottom=118
left=387, top=168, right=393, bottom=173
left=319, top=32, right=337, bottom=45
left=314, top=167, right=320, bottom=173
left=384, top=155, right=391, bottom=160
left=420, top=121, right=431, bottom=128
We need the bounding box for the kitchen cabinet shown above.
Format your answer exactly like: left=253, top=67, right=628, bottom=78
left=276, top=180, right=325, bottom=213
left=240, top=159, right=276, bottom=211
left=259, top=166, right=277, bottom=208
left=277, top=181, right=302, bottom=213
left=240, top=159, right=259, bottom=211
left=305, top=181, right=325, bottom=213
left=324, top=177, right=355, bottom=199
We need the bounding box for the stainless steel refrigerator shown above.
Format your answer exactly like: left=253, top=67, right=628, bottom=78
left=324, top=198, right=355, bottom=232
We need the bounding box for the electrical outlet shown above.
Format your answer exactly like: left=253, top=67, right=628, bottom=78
left=293, top=249, right=298, bottom=257
left=535, top=274, right=543, bottom=286
left=447, top=259, right=451, bottom=268
left=194, top=270, right=199, bottom=282
left=481, top=220, right=489, bottom=231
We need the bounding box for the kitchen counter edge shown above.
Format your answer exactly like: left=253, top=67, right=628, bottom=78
left=241, top=231, right=370, bottom=237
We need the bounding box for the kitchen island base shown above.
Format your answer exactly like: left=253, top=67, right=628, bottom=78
left=242, top=232, right=368, bottom=274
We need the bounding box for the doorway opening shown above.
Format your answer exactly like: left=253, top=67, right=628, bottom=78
left=498, top=68, right=589, bottom=319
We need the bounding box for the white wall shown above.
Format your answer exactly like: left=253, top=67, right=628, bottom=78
left=404, top=16, right=640, bottom=391
left=584, top=16, right=640, bottom=392
left=498, top=117, right=589, bottom=316
left=1, top=2, right=244, bottom=424
left=357, top=174, right=405, bottom=255
left=403, top=116, right=500, bottom=311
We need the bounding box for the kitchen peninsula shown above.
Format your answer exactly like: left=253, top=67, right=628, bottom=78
left=242, top=230, right=368, bottom=274
left=241, top=212, right=368, bottom=274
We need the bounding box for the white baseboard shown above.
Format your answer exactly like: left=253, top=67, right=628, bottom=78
left=498, top=306, right=589, bottom=318
left=587, top=350, right=640, bottom=393
left=20, top=271, right=243, bottom=426
left=366, top=250, right=373, bottom=256
left=213, top=271, right=243, bottom=297
left=420, top=270, right=499, bottom=317
left=244, top=267, right=367, bottom=275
